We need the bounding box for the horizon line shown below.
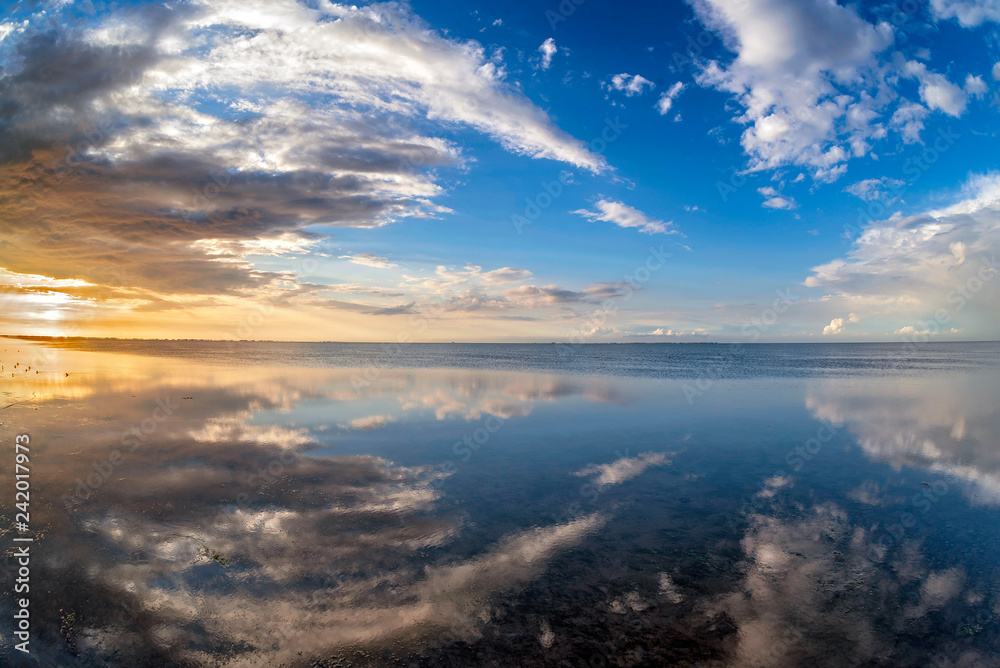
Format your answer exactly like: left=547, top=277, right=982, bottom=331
left=4, top=335, right=999, bottom=345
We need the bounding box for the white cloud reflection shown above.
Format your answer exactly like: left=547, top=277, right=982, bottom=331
left=573, top=451, right=673, bottom=487
left=806, top=370, right=1000, bottom=505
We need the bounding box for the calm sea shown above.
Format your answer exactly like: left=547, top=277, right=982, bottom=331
left=1, top=339, right=999, bottom=666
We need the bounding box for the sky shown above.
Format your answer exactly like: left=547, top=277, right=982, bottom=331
left=0, top=0, right=999, bottom=342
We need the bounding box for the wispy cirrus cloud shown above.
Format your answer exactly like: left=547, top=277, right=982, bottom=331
left=339, top=253, right=397, bottom=269
left=573, top=199, right=677, bottom=235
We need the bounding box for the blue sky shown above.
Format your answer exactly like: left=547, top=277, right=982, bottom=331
left=1, top=0, right=999, bottom=341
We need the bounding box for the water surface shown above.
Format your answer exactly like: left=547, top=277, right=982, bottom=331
left=1, top=340, right=999, bottom=666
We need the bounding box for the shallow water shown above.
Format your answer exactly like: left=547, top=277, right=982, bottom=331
left=1, top=339, right=1000, bottom=666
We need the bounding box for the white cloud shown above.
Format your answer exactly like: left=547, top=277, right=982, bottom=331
left=608, top=73, right=655, bottom=96
left=822, top=312, right=859, bottom=335
left=339, top=252, right=397, bottom=269
left=823, top=318, right=845, bottom=335
left=689, top=0, right=972, bottom=181
left=930, top=0, right=1000, bottom=27
left=689, top=0, right=893, bottom=179
left=761, top=197, right=796, bottom=210
left=190, top=4, right=603, bottom=172
left=402, top=264, right=532, bottom=293
left=890, top=102, right=930, bottom=144
left=994, top=62, right=1000, bottom=81
left=648, top=328, right=709, bottom=337
left=845, top=177, right=905, bottom=202
left=656, top=81, right=685, bottom=115
left=573, top=199, right=677, bottom=234
left=965, top=74, right=988, bottom=97
left=758, top=186, right=796, bottom=210
left=195, top=233, right=325, bottom=259
left=538, top=37, right=557, bottom=70
left=902, top=59, right=968, bottom=117
left=893, top=325, right=959, bottom=336
left=806, top=172, right=1000, bottom=339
